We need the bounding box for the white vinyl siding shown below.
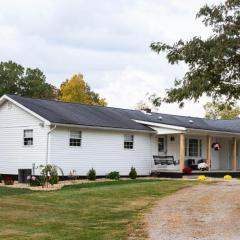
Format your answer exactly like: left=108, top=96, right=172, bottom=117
left=0, top=100, right=48, bottom=174
left=50, top=128, right=152, bottom=176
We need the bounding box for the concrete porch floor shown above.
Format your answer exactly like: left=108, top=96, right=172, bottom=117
left=152, top=170, right=240, bottom=178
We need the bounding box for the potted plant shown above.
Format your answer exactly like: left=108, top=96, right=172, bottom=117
left=182, top=167, right=192, bottom=174
left=198, top=162, right=208, bottom=171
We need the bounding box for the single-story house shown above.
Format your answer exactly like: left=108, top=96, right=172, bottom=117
left=0, top=94, right=240, bottom=178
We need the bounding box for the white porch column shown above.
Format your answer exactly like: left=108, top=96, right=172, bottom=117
left=179, top=133, right=185, bottom=171
left=232, top=137, right=237, bottom=171
left=206, top=135, right=211, bottom=171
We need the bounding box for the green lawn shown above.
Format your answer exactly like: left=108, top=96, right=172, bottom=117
left=0, top=180, right=197, bottom=240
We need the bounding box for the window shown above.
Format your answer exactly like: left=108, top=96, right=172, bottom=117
left=124, top=134, right=134, bottom=149
left=24, top=130, right=33, bottom=146
left=158, top=137, right=165, bottom=152
left=70, top=131, right=82, bottom=146
left=185, top=138, right=202, bottom=157
left=188, top=139, right=198, bottom=157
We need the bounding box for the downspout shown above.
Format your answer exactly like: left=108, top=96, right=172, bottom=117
left=46, top=125, right=57, bottom=165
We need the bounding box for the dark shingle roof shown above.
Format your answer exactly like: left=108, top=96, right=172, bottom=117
left=6, top=95, right=240, bottom=134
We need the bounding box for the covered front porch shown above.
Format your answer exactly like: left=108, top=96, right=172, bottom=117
left=151, top=126, right=240, bottom=174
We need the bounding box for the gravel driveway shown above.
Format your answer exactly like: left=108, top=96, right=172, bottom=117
left=146, top=181, right=240, bottom=240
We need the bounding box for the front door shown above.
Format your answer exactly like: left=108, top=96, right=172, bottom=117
left=211, top=148, right=219, bottom=170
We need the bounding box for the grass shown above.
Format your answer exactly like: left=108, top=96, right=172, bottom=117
left=0, top=179, right=197, bottom=240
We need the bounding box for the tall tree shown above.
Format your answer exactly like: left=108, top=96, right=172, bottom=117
left=150, top=0, right=240, bottom=107
left=204, top=101, right=240, bottom=119
left=0, top=61, right=57, bottom=99
left=58, top=74, right=107, bottom=106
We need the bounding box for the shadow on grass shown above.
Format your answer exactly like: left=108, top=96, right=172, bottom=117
left=61, top=179, right=165, bottom=191
left=0, top=187, right=32, bottom=197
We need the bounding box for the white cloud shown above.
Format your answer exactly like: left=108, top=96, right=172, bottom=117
left=0, top=0, right=222, bottom=117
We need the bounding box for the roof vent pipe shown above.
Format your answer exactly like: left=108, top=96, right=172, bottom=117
left=141, top=108, right=151, bottom=113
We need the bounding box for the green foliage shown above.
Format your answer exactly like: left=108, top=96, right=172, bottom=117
left=204, top=101, right=240, bottom=119
left=129, top=167, right=137, bottom=179
left=87, top=168, right=96, bottom=181
left=39, top=164, right=63, bottom=186
left=150, top=0, right=240, bottom=106
left=48, top=175, right=59, bottom=185
left=0, top=61, right=58, bottom=99
left=58, top=74, right=107, bottom=106
left=107, top=171, right=120, bottom=180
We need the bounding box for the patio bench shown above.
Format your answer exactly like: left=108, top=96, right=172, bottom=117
left=153, top=155, right=179, bottom=166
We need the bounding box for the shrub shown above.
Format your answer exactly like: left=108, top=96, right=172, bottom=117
left=87, top=168, right=96, bottom=181
left=48, top=175, right=59, bottom=185
left=198, top=175, right=206, bottom=181
left=39, top=164, right=63, bottom=186
left=3, top=176, right=14, bottom=185
left=224, top=175, right=232, bottom=180
left=0, top=174, right=2, bottom=183
left=129, top=167, right=137, bottom=179
left=107, top=171, right=120, bottom=180
left=182, top=167, right=192, bottom=174
left=27, top=176, right=41, bottom=186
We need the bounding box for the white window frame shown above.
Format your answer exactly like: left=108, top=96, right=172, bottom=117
left=69, top=130, right=82, bottom=147
left=158, top=136, right=167, bottom=153
left=124, top=134, right=134, bottom=150
left=23, top=129, right=33, bottom=146
left=185, top=138, right=202, bottom=158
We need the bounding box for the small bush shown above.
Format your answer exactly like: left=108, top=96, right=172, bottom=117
left=3, top=176, right=14, bottom=185
left=107, top=171, right=120, bottom=180
left=48, top=175, right=59, bottom=185
left=27, top=176, right=41, bottom=186
left=129, top=167, right=137, bottom=179
left=87, top=168, right=96, bottom=181
left=39, top=164, right=63, bottom=186
left=182, top=167, right=192, bottom=174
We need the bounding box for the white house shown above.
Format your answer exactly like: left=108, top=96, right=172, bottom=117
left=0, top=94, right=240, bottom=179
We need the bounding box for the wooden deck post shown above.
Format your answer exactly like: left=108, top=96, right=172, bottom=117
left=206, top=136, right=211, bottom=171
left=232, top=137, right=237, bottom=171
left=179, top=133, right=185, bottom=171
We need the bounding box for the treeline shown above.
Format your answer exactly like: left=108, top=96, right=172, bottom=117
left=0, top=61, right=107, bottom=106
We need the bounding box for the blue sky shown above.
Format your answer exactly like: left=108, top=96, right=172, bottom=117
left=0, top=0, right=221, bottom=116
